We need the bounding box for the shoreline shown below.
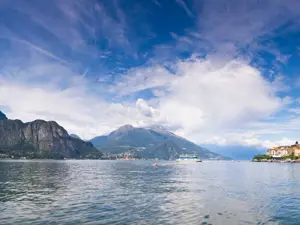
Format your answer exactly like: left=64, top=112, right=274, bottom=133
left=252, top=159, right=300, bottom=163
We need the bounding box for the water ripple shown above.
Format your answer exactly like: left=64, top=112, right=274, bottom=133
left=1, top=160, right=300, bottom=224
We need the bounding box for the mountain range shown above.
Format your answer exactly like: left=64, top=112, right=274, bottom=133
left=90, top=125, right=226, bottom=160
left=0, top=111, right=102, bottom=159
left=0, top=111, right=227, bottom=160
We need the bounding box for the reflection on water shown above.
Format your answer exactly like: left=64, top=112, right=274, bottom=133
left=1, top=160, right=300, bottom=224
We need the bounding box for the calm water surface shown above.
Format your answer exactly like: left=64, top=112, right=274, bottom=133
left=1, top=160, right=300, bottom=225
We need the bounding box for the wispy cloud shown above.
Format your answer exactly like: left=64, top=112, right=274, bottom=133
left=109, top=65, right=175, bottom=97
left=192, top=0, right=300, bottom=56
left=13, top=38, right=69, bottom=65
left=152, top=0, right=161, bottom=7
left=0, top=0, right=137, bottom=64
left=176, top=0, right=194, bottom=18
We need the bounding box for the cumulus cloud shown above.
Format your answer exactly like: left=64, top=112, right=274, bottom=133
left=105, top=57, right=288, bottom=147
left=136, top=99, right=159, bottom=118
left=159, top=59, right=281, bottom=130
left=201, top=133, right=296, bottom=149
left=0, top=55, right=291, bottom=147
left=0, top=81, right=157, bottom=139
left=0, top=62, right=160, bottom=139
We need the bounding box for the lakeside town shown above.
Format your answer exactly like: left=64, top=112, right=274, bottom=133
left=253, top=141, right=300, bottom=162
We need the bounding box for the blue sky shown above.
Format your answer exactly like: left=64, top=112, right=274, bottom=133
left=1, top=0, right=300, bottom=149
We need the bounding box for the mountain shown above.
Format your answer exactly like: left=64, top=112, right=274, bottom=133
left=70, top=134, right=82, bottom=140
left=90, top=135, right=107, bottom=148
left=0, top=111, right=102, bottom=159
left=139, top=140, right=183, bottom=160
left=90, top=125, right=225, bottom=160
left=0, top=111, right=8, bottom=120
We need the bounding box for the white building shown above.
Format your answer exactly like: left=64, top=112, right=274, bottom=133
left=267, top=146, right=289, bottom=158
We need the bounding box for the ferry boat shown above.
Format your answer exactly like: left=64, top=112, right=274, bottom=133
left=176, top=154, right=202, bottom=163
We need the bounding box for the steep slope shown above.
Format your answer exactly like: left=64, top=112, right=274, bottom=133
left=92, top=125, right=167, bottom=153
left=70, top=134, right=82, bottom=140
left=140, top=140, right=185, bottom=160
left=0, top=111, right=7, bottom=120
left=0, top=111, right=102, bottom=159
left=149, top=126, right=220, bottom=158
left=90, top=125, right=225, bottom=159
left=106, top=125, right=164, bottom=147
left=90, top=136, right=107, bottom=148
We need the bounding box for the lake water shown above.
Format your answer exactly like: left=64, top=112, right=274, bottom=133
left=1, top=160, right=300, bottom=225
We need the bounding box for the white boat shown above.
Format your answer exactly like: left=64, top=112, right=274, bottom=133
left=176, top=154, right=202, bottom=163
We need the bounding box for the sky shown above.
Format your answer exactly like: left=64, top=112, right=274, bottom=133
left=1, top=0, right=300, bottom=149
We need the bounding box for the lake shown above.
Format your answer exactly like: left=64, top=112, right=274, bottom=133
left=1, top=160, right=300, bottom=225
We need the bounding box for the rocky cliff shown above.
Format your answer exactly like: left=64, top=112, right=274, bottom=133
left=0, top=111, right=102, bottom=159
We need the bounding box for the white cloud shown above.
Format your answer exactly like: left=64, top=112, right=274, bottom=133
left=0, top=56, right=290, bottom=148
left=196, top=132, right=296, bottom=149
left=195, top=0, right=300, bottom=47
left=288, top=108, right=300, bottom=114
left=110, top=65, right=175, bottom=96
left=0, top=54, right=293, bottom=148
left=156, top=59, right=281, bottom=135
left=0, top=63, right=160, bottom=139
left=170, top=0, right=300, bottom=66
left=176, top=0, right=194, bottom=18
left=0, top=0, right=136, bottom=63
left=102, top=57, right=291, bottom=147
left=136, top=99, right=159, bottom=118
left=282, top=96, right=293, bottom=105
left=239, top=137, right=296, bottom=149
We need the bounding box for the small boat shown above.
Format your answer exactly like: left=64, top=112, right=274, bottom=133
left=176, top=154, right=202, bottom=163
left=153, top=161, right=158, bottom=167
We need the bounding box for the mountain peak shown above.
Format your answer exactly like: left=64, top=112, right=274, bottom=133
left=116, top=124, right=135, bottom=131
left=149, top=125, right=167, bottom=131
left=0, top=111, right=8, bottom=120
left=149, top=125, right=174, bottom=136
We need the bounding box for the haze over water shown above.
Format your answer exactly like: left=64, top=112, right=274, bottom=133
left=1, top=160, right=300, bottom=225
